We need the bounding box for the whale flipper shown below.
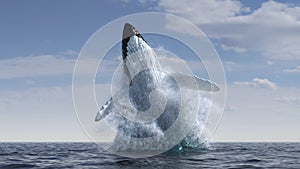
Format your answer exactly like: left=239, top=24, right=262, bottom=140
left=171, top=73, right=220, bottom=92
left=95, top=98, right=113, bottom=122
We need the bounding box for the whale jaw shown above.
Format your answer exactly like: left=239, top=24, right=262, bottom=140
left=122, top=23, right=147, bottom=60
left=122, top=23, right=161, bottom=81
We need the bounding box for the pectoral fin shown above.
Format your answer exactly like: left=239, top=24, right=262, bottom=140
left=95, top=98, right=113, bottom=122
left=171, top=73, right=220, bottom=92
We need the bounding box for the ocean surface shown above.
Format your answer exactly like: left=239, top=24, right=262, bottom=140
left=0, top=142, right=299, bottom=168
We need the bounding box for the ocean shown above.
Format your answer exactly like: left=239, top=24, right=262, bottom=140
left=0, top=142, right=299, bottom=168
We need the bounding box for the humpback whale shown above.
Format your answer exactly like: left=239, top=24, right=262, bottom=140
left=95, top=23, right=219, bottom=150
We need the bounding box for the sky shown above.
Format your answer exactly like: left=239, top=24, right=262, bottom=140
left=0, top=0, right=299, bottom=142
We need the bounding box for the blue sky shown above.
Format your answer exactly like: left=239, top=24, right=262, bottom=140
left=0, top=0, right=300, bottom=142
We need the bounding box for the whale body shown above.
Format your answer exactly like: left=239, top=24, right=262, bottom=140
left=95, top=23, right=220, bottom=151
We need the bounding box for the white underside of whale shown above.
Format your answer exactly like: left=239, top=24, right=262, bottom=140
left=95, top=35, right=218, bottom=152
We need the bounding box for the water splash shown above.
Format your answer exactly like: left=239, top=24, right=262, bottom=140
left=102, top=87, right=214, bottom=153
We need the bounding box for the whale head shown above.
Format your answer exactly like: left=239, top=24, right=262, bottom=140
left=122, top=23, right=148, bottom=60
left=121, top=23, right=161, bottom=80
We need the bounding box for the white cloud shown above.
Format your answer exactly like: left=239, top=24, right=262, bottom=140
left=138, top=0, right=158, bottom=4
left=283, top=65, right=300, bottom=73
left=25, top=79, right=36, bottom=85
left=158, top=0, right=248, bottom=24
left=225, top=105, right=238, bottom=112
left=223, top=61, right=236, bottom=72
left=0, top=86, right=87, bottom=141
left=275, top=96, right=300, bottom=103
left=214, top=84, right=300, bottom=142
left=58, top=49, right=78, bottom=56
left=0, top=83, right=113, bottom=142
left=267, top=61, right=273, bottom=65
left=0, top=51, right=120, bottom=79
left=221, top=44, right=248, bottom=53
left=156, top=0, right=300, bottom=60
left=234, top=78, right=279, bottom=90
left=0, top=54, right=76, bottom=79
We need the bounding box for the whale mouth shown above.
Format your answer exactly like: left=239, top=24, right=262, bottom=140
left=122, top=23, right=146, bottom=60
